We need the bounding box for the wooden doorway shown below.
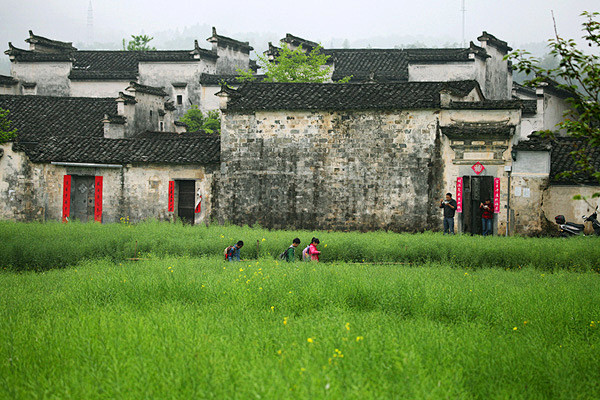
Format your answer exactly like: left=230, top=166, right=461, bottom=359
left=70, top=175, right=95, bottom=222
left=461, top=176, right=494, bottom=235
left=177, top=180, right=195, bottom=225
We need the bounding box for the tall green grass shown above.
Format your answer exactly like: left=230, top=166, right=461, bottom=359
left=1, top=220, right=599, bottom=271
left=1, top=258, right=599, bottom=399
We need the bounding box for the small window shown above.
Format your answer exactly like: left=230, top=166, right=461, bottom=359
left=177, top=95, right=183, bottom=105
left=159, top=121, right=164, bottom=131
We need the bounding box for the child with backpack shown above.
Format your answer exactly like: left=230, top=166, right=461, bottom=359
left=303, top=237, right=321, bottom=262
left=279, top=238, right=301, bottom=262
left=224, top=241, right=244, bottom=261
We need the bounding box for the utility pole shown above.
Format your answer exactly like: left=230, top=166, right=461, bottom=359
left=461, top=0, right=466, bottom=48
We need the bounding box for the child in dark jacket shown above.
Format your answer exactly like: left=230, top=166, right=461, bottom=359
left=283, top=238, right=301, bottom=262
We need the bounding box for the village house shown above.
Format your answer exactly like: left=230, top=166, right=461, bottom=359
left=3, top=29, right=256, bottom=118
left=1, top=29, right=598, bottom=235
left=0, top=82, right=219, bottom=225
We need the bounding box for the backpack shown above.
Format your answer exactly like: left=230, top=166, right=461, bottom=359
left=302, top=245, right=310, bottom=261
left=224, top=246, right=233, bottom=260
left=278, top=246, right=293, bottom=261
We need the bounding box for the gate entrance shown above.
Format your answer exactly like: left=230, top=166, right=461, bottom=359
left=461, top=175, right=494, bottom=235
left=177, top=180, right=195, bottom=225
left=71, top=175, right=95, bottom=222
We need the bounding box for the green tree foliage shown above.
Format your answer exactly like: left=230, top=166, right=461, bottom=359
left=180, top=106, right=220, bottom=134
left=508, top=11, right=600, bottom=184
left=0, top=107, right=17, bottom=144
left=237, top=43, right=351, bottom=83
left=122, top=35, right=156, bottom=51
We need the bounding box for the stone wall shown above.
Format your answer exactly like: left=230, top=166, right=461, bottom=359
left=542, top=185, right=600, bottom=234
left=217, top=109, right=443, bottom=232
left=0, top=144, right=216, bottom=224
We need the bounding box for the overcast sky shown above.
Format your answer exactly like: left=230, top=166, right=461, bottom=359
left=0, top=0, right=598, bottom=51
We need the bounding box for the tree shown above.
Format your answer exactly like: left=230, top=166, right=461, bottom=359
left=237, top=42, right=351, bottom=83
left=180, top=106, right=221, bottom=134
left=122, top=34, right=156, bottom=51
left=0, top=108, right=17, bottom=144
left=508, top=11, right=600, bottom=187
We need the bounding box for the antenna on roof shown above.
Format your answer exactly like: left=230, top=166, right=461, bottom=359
left=461, top=0, right=466, bottom=48
left=87, top=1, right=94, bottom=45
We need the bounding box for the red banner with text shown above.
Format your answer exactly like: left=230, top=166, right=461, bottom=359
left=456, top=177, right=463, bottom=213
left=94, top=176, right=103, bottom=222
left=195, top=195, right=202, bottom=214
left=62, top=175, right=71, bottom=223
left=493, top=178, right=501, bottom=213
left=168, top=181, right=175, bottom=212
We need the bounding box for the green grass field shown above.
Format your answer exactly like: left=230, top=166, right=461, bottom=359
left=1, top=222, right=600, bottom=399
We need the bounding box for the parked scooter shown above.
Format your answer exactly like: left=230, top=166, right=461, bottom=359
left=555, top=206, right=600, bottom=237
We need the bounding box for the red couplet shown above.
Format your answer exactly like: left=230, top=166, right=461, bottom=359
left=62, top=175, right=71, bottom=223
left=493, top=178, right=501, bottom=213
left=94, top=176, right=103, bottom=222
left=195, top=195, right=202, bottom=214
left=456, top=177, right=463, bottom=213
left=168, top=181, right=175, bottom=212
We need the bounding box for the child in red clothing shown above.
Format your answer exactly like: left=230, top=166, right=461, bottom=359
left=480, top=198, right=494, bottom=236
left=307, top=237, right=321, bottom=262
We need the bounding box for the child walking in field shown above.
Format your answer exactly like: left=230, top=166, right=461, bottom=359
left=306, top=237, right=321, bottom=262
left=280, top=238, right=301, bottom=262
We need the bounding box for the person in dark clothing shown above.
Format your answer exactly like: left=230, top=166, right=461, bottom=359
left=440, top=193, right=457, bottom=235
left=282, top=238, right=301, bottom=262
left=480, top=199, right=494, bottom=236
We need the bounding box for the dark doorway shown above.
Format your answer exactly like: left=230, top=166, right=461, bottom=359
left=70, top=175, right=95, bottom=222
left=461, top=175, right=494, bottom=235
left=177, top=180, right=195, bottom=225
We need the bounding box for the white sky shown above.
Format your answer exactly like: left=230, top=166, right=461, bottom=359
left=0, top=0, right=597, bottom=50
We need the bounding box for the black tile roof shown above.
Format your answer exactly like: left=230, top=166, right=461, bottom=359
left=514, top=134, right=600, bottom=185
left=207, top=27, right=253, bottom=53
left=0, top=74, right=18, bottom=86
left=441, top=122, right=515, bottom=139
left=550, top=138, right=600, bottom=185
left=200, top=73, right=266, bottom=85
left=225, top=80, right=480, bottom=111
left=0, top=94, right=116, bottom=143
left=325, top=49, right=408, bottom=82
left=70, top=51, right=140, bottom=80
left=0, top=94, right=220, bottom=165
left=513, top=133, right=552, bottom=151
left=447, top=100, right=523, bottom=110
left=282, top=34, right=320, bottom=50
left=25, top=30, right=77, bottom=52
left=5, top=43, right=73, bottom=62
left=126, top=82, right=167, bottom=97
left=477, top=31, right=512, bottom=53
left=30, top=132, right=220, bottom=165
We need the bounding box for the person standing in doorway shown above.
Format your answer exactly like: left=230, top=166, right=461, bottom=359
left=440, top=193, right=457, bottom=235
left=480, top=199, right=494, bottom=236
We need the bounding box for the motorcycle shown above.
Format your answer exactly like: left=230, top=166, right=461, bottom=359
left=555, top=206, right=600, bottom=237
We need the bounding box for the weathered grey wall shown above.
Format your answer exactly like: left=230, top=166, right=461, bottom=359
left=0, top=144, right=216, bottom=224
left=217, top=109, right=443, bottom=232
left=11, top=61, right=71, bottom=96
left=139, top=61, right=217, bottom=119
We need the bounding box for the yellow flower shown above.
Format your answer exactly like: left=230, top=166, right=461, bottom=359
left=513, top=327, right=518, bottom=331
left=277, top=350, right=282, bottom=355
left=307, top=338, right=313, bottom=343
left=524, top=321, right=528, bottom=325
left=239, top=268, right=244, bottom=272
left=220, top=235, right=224, bottom=238
left=356, top=336, right=364, bottom=342
left=324, top=244, right=327, bottom=248
left=345, top=322, right=350, bottom=331
left=270, top=306, right=275, bottom=312
left=283, top=317, right=288, bottom=326
left=262, top=238, right=266, bottom=242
